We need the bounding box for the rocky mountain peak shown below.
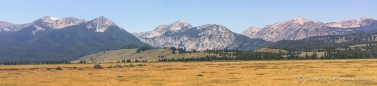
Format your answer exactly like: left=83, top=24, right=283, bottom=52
left=242, top=17, right=377, bottom=42
left=37, top=16, right=60, bottom=23
left=243, top=16, right=335, bottom=42
left=172, top=20, right=189, bottom=25
left=134, top=20, right=192, bottom=38
left=0, top=21, right=14, bottom=31
left=51, top=17, right=86, bottom=29
left=91, top=16, right=114, bottom=24
left=24, top=16, right=86, bottom=35
left=133, top=23, right=268, bottom=51
left=289, top=16, right=309, bottom=24
left=0, top=20, right=31, bottom=32
left=86, top=16, right=116, bottom=32
left=198, top=24, right=228, bottom=31
left=168, top=20, right=192, bottom=31
left=293, top=16, right=305, bottom=20
left=359, top=17, right=371, bottom=20
left=246, top=26, right=259, bottom=31
left=325, top=17, right=376, bottom=28
left=0, top=21, right=11, bottom=24
left=241, top=26, right=259, bottom=38
left=194, top=24, right=235, bottom=36
left=31, top=16, right=85, bottom=28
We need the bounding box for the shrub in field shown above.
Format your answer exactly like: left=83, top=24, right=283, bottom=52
left=196, top=74, right=203, bottom=76
left=107, top=65, right=113, bottom=68
left=72, top=66, right=77, bottom=69
left=93, top=64, right=103, bottom=69
left=114, top=64, right=122, bottom=68
left=129, top=64, right=135, bottom=67
left=46, top=68, right=51, bottom=70
left=56, top=67, right=63, bottom=70
left=137, top=64, right=146, bottom=66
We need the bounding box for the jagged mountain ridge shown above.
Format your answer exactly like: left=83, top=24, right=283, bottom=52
left=0, top=16, right=149, bottom=62
left=241, top=26, right=260, bottom=38
left=0, top=21, right=30, bottom=32
left=133, top=21, right=271, bottom=51
left=242, top=17, right=377, bottom=42
left=326, top=17, right=376, bottom=28
left=0, top=16, right=86, bottom=33
left=133, top=20, right=192, bottom=38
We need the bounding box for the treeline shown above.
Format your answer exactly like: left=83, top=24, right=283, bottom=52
left=270, top=33, right=377, bottom=50
left=158, top=55, right=233, bottom=62
left=121, top=44, right=152, bottom=53
left=118, top=59, right=147, bottom=63
left=158, top=51, right=316, bottom=62
left=78, top=59, right=148, bottom=64
left=322, top=43, right=377, bottom=59
left=0, top=61, right=71, bottom=65
left=169, top=47, right=191, bottom=54
left=158, top=44, right=377, bottom=62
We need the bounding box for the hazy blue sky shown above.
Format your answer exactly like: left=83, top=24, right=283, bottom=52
left=1, top=0, right=376, bottom=33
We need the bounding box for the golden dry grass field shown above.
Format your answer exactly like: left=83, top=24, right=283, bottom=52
left=1, top=59, right=377, bottom=86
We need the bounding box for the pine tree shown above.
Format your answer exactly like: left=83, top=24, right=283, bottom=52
left=305, top=52, right=309, bottom=59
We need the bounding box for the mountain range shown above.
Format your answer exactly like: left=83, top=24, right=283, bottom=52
left=132, top=20, right=270, bottom=51
left=0, top=16, right=148, bottom=62
left=241, top=17, right=377, bottom=42
left=1, top=16, right=377, bottom=62
left=0, top=16, right=86, bottom=33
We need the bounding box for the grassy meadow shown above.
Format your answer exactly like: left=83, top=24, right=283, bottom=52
left=1, top=59, right=377, bottom=86
left=74, top=48, right=328, bottom=64
left=72, top=49, right=220, bottom=63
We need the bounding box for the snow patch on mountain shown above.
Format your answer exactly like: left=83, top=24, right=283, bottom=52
left=49, top=17, right=61, bottom=20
